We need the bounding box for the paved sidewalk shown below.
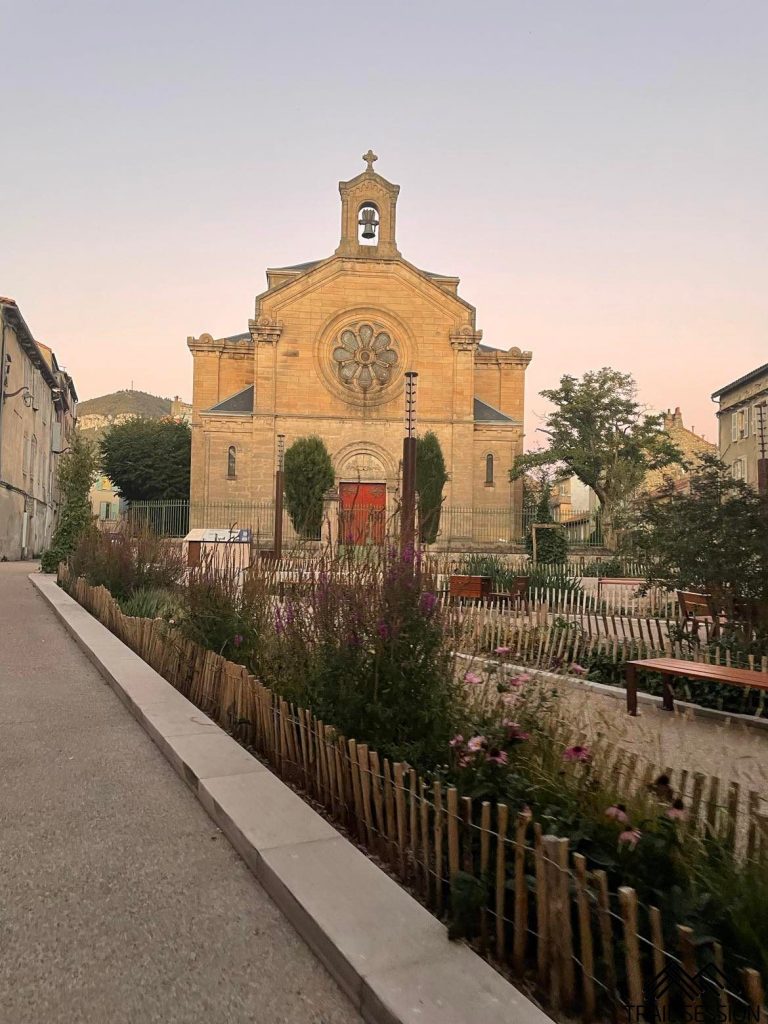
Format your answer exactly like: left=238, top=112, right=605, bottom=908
left=0, top=564, right=362, bottom=1024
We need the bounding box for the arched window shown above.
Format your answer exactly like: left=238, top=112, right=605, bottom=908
left=227, top=446, right=236, bottom=479
left=485, top=453, right=494, bottom=485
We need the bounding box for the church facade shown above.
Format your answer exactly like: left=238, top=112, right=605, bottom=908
left=188, top=154, right=531, bottom=536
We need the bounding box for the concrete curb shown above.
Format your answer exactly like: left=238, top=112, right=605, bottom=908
left=454, top=651, right=768, bottom=734
left=30, top=574, right=551, bottom=1024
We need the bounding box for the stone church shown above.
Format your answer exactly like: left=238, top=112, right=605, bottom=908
left=188, top=154, right=531, bottom=535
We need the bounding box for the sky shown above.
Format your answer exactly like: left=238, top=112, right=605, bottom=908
left=1, top=0, right=766, bottom=445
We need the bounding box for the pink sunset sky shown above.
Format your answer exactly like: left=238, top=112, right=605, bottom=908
left=2, top=1, right=766, bottom=446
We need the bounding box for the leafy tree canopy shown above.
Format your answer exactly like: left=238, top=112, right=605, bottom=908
left=524, top=474, right=568, bottom=563
left=512, top=368, right=681, bottom=507
left=284, top=436, right=334, bottom=539
left=99, top=417, right=191, bottom=501
left=512, top=368, right=682, bottom=546
left=628, top=453, right=768, bottom=630
left=416, top=431, right=448, bottom=544
left=40, top=431, right=98, bottom=572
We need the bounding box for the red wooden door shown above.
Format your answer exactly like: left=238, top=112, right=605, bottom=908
left=339, top=482, right=386, bottom=545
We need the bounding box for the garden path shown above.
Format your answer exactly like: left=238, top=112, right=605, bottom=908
left=0, top=562, right=362, bottom=1024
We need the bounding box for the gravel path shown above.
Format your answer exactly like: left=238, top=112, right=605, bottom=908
left=0, top=563, right=362, bottom=1024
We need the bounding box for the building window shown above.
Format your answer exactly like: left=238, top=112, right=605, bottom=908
left=227, top=446, right=236, bottom=479
left=485, top=453, right=494, bottom=485
left=732, top=459, right=745, bottom=481
left=99, top=501, right=111, bottom=520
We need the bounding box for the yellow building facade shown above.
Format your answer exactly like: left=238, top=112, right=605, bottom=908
left=188, top=155, right=531, bottom=536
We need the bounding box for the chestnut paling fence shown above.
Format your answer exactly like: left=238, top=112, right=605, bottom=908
left=60, top=568, right=767, bottom=1023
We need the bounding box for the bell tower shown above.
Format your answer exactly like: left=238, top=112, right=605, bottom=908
left=335, top=151, right=401, bottom=259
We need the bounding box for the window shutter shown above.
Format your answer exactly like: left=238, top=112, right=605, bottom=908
left=731, top=412, right=738, bottom=441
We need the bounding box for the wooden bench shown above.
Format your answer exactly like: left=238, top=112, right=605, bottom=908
left=490, top=575, right=530, bottom=610
left=676, top=590, right=721, bottom=640
left=625, top=657, right=768, bottom=715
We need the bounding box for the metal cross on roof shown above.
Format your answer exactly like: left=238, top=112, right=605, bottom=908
left=362, top=149, right=378, bottom=171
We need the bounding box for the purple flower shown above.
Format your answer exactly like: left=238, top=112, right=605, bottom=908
left=233, top=634, right=244, bottom=648
left=420, top=592, right=437, bottom=615
left=605, top=804, right=629, bottom=824
left=563, top=744, right=591, bottom=763
left=495, top=646, right=512, bottom=656
left=467, top=735, right=486, bottom=753
left=486, top=748, right=509, bottom=766
left=449, top=734, right=464, bottom=748
left=376, top=621, right=391, bottom=641
left=666, top=799, right=687, bottom=821
left=464, top=671, right=483, bottom=685
left=619, top=828, right=642, bottom=849
left=274, top=608, right=285, bottom=634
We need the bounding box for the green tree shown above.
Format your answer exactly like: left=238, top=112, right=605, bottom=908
left=416, top=431, right=448, bottom=544
left=99, top=418, right=191, bottom=501
left=40, top=432, right=98, bottom=572
left=628, top=453, right=768, bottom=634
left=512, top=368, right=681, bottom=549
left=284, top=436, right=334, bottom=539
left=524, top=481, right=568, bottom=563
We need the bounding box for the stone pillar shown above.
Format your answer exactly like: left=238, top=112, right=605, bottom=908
left=248, top=315, right=283, bottom=415
left=450, top=324, right=483, bottom=542
left=322, top=486, right=340, bottom=554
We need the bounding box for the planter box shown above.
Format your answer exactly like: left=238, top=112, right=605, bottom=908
left=449, top=575, right=492, bottom=600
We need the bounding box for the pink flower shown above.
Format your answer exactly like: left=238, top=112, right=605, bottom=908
left=486, top=748, right=509, bottom=766
left=233, top=634, right=244, bottom=648
left=467, top=735, right=486, bottom=752
left=458, top=753, right=472, bottom=767
left=503, top=720, right=529, bottom=742
left=605, top=804, right=629, bottom=824
left=666, top=800, right=687, bottom=821
left=495, top=646, right=512, bottom=656
left=501, top=693, right=519, bottom=708
left=377, top=621, right=391, bottom=640
left=619, top=828, right=642, bottom=849
left=449, top=734, right=464, bottom=749
left=511, top=672, right=531, bottom=684
left=464, top=671, right=483, bottom=685
left=563, top=745, right=591, bottom=763
left=570, top=663, right=588, bottom=676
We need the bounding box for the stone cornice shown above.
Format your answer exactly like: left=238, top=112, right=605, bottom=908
left=475, top=345, right=533, bottom=367
left=187, top=333, right=253, bottom=354
left=450, top=324, right=483, bottom=352
left=248, top=316, right=283, bottom=345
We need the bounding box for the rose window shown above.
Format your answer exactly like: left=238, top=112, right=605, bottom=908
left=332, top=323, right=398, bottom=392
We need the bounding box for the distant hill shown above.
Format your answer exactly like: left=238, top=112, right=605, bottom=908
left=78, top=389, right=172, bottom=440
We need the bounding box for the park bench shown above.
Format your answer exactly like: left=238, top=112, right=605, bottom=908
left=625, top=657, right=768, bottom=715
left=676, top=589, right=721, bottom=640
left=490, top=575, right=530, bottom=611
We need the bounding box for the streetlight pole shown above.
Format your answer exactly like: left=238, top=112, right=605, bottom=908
left=274, top=434, right=285, bottom=560
left=401, top=372, right=418, bottom=554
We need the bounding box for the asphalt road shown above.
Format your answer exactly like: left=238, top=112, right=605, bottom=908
left=0, top=562, right=362, bottom=1024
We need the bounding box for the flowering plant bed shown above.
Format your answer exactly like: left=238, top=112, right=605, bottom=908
left=58, top=532, right=767, bottom=1021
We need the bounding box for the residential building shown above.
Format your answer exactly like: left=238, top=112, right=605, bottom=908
left=711, top=364, right=768, bottom=493
left=188, top=154, right=531, bottom=538
left=0, top=298, right=78, bottom=559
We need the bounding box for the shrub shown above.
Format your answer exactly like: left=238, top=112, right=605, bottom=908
left=119, top=587, right=182, bottom=619
left=525, top=488, right=568, bottom=563
left=416, top=431, right=448, bottom=544
left=284, top=436, right=334, bottom=539
left=41, top=433, right=98, bottom=572
left=99, top=417, right=191, bottom=501
left=66, top=525, right=186, bottom=601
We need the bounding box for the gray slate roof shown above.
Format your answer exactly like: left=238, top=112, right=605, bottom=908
left=207, top=385, right=254, bottom=414
left=222, top=331, right=251, bottom=343
left=473, top=397, right=515, bottom=423
left=711, top=362, right=768, bottom=400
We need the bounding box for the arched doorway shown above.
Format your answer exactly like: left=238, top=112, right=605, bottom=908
left=336, top=448, right=391, bottom=546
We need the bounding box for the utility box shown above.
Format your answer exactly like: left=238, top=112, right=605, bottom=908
left=183, top=528, right=252, bottom=573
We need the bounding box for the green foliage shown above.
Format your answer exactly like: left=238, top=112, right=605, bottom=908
left=283, top=436, right=334, bottom=539
left=99, top=417, right=191, bottom=501
left=67, top=526, right=186, bottom=601
left=628, top=453, right=768, bottom=635
left=512, top=369, right=682, bottom=547
left=525, top=486, right=568, bottom=563
left=40, top=432, right=98, bottom=572
left=119, top=586, right=182, bottom=619
left=579, top=556, right=632, bottom=578
left=416, top=431, right=448, bottom=544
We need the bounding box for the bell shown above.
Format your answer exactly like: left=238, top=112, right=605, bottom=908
left=359, top=207, right=378, bottom=239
